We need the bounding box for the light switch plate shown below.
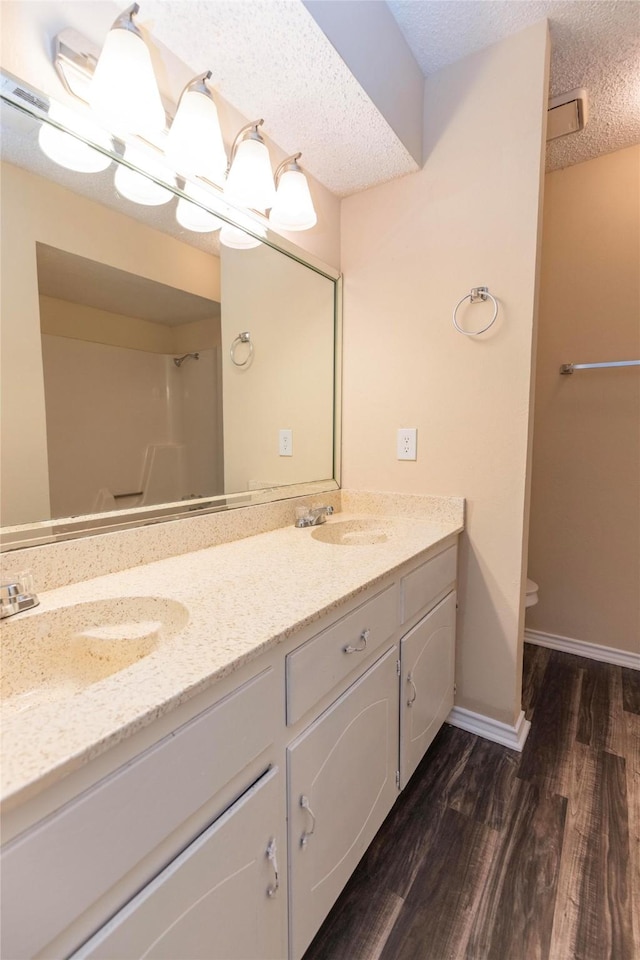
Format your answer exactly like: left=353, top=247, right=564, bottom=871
left=397, top=428, right=417, bottom=461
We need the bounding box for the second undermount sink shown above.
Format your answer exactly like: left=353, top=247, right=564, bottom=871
left=311, top=518, right=400, bottom=546
left=0, top=596, right=189, bottom=717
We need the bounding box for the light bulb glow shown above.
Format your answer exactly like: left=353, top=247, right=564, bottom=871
left=115, top=145, right=175, bottom=205
left=176, top=183, right=224, bottom=232
left=166, top=87, right=227, bottom=184
left=90, top=25, right=165, bottom=136
left=38, top=103, right=113, bottom=172
left=225, top=137, right=275, bottom=213
left=269, top=169, right=317, bottom=231
left=220, top=224, right=262, bottom=250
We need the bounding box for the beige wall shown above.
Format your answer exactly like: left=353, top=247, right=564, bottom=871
left=341, top=22, right=550, bottom=725
left=0, top=160, right=221, bottom=526
left=221, top=243, right=335, bottom=492
left=528, top=145, right=640, bottom=654
left=40, top=297, right=221, bottom=354
left=40, top=297, right=175, bottom=354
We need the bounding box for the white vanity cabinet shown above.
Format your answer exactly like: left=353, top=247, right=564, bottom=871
left=0, top=667, right=282, bottom=960
left=398, top=544, right=457, bottom=789
left=400, top=592, right=457, bottom=787
left=287, top=646, right=400, bottom=960
left=1, top=531, right=460, bottom=960
left=73, top=767, right=285, bottom=960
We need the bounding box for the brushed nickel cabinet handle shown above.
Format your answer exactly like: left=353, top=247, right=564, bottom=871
left=266, top=837, right=279, bottom=898
left=300, top=794, right=316, bottom=847
left=344, top=628, right=369, bottom=654
left=407, top=673, right=417, bottom=707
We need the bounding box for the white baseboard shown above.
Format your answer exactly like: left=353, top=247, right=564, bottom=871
left=446, top=706, right=531, bottom=752
left=524, top=629, right=640, bottom=670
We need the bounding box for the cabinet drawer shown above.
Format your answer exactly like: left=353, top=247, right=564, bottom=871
left=73, top=767, right=285, bottom=960
left=286, top=584, right=397, bottom=725
left=1, top=667, right=277, bottom=960
left=401, top=544, right=457, bottom=623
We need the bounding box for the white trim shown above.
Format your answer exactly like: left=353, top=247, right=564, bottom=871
left=524, top=629, right=640, bottom=670
left=446, top=706, right=531, bottom=752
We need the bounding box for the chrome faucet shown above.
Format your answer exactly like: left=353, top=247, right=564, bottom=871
left=0, top=572, right=39, bottom=619
left=295, top=505, right=334, bottom=528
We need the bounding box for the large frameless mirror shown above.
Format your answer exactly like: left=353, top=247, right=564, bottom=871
left=0, top=75, right=340, bottom=550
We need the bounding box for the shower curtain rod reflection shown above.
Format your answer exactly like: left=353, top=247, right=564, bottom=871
left=560, top=360, right=640, bottom=375
left=173, top=352, right=200, bottom=367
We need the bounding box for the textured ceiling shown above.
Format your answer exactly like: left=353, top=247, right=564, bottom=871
left=386, top=0, right=640, bottom=171
left=142, top=0, right=419, bottom=196
left=3, top=0, right=637, bottom=205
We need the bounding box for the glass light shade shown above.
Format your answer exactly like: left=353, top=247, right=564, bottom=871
left=219, top=224, right=262, bottom=250
left=176, top=183, right=224, bottom=233
left=38, top=103, right=113, bottom=172
left=166, top=88, right=227, bottom=183
left=90, top=26, right=165, bottom=136
left=269, top=169, right=317, bottom=231
left=225, top=137, right=275, bottom=212
left=115, top=145, right=174, bottom=205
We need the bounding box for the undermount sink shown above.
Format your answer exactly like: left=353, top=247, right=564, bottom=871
left=311, top=518, right=399, bottom=546
left=0, top=597, right=189, bottom=716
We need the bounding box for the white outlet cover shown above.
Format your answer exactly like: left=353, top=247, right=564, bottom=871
left=397, top=427, right=417, bottom=461
left=279, top=428, right=293, bottom=456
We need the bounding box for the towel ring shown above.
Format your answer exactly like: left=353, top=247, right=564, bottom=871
left=452, top=287, right=498, bottom=337
left=230, top=331, right=253, bottom=367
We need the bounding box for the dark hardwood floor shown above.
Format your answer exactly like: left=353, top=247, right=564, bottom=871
left=303, top=645, right=640, bottom=960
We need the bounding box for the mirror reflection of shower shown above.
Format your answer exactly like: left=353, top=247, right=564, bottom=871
left=35, top=244, right=224, bottom=518
left=173, top=352, right=200, bottom=367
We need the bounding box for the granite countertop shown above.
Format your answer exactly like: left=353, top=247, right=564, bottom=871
left=1, top=501, right=463, bottom=808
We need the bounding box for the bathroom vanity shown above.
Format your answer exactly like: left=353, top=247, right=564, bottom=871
left=0, top=502, right=462, bottom=960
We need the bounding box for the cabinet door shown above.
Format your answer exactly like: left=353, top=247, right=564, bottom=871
left=288, top=646, right=399, bottom=960
left=400, top=591, right=456, bottom=788
left=73, top=767, right=285, bottom=960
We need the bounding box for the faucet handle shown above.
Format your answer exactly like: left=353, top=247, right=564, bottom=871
left=0, top=578, right=21, bottom=601
left=1, top=570, right=34, bottom=593
left=310, top=504, right=334, bottom=517
left=0, top=570, right=39, bottom=618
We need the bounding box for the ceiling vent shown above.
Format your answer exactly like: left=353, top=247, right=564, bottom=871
left=547, top=88, right=588, bottom=141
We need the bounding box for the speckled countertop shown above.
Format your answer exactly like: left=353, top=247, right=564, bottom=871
left=1, top=498, right=463, bottom=808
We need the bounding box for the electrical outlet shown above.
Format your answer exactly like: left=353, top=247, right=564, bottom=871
left=279, top=429, right=293, bottom=457
left=397, top=428, right=417, bottom=461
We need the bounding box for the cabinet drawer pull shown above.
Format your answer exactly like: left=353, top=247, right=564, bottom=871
left=266, top=837, right=279, bottom=898
left=407, top=673, right=417, bottom=707
left=344, top=629, right=369, bottom=654
left=300, top=795, right=316, bottom=847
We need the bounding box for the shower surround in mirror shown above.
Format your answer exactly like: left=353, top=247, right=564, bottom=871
left=0, top=106, right=336, bottom=531
left=39, top=275, right=223, bottom=517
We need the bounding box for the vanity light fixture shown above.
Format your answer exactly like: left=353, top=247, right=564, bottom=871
left=176, top=181, right=225, bottom=232
left=46, top=7, right=319, bottom=236
left=115, top=144, right=175, bottom=205
left=38, top=102, right=113, bottom=173
left=166, top=72, right=227, bottom=184
left=89, top=3, right=166, bottom=137
left=269, top=153, right=317, bottom=232
left=225, top=120, right=276, bottom=214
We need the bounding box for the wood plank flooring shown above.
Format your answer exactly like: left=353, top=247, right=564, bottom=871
left=303, top=645, right=639, bottom=960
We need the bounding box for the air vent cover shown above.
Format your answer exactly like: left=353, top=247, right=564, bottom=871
left=547, top=88, right=588, bottom=141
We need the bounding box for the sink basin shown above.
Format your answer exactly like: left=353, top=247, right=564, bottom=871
left=311, top=518, right=399, bottom=546
left=0, top=597, right=189, bottom=716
